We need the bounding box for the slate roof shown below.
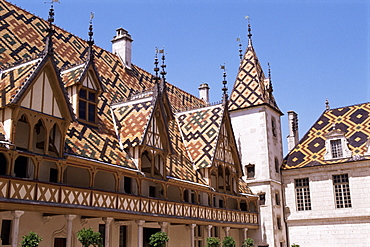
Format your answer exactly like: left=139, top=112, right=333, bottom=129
left=283, top=102, right=370, bottom=169
left=229, top=43, right=280, bottom=113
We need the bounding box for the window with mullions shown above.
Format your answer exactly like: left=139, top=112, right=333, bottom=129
left=295, top=178, right=311, bottom=211
left=330, top=139, right=343, bottom=158
left=333, top=174, right=352, bottom=208
left=79, top=88, right=97, bottom=123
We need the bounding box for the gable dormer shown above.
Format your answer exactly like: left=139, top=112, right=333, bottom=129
left=324, top=124, right=352, bottom=160
left=62, top=60, right=103, bottom=125
left=0, top=54, right=74, bottom=157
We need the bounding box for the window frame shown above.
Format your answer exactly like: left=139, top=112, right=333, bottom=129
left=295, top=178, right=312, bottom=211
left=78, top=87, right=98, bottom=124
left=333, top=174, right=352, bottom=208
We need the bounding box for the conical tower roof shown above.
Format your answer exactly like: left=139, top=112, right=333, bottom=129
left=229, top=25, right=280, bottom=113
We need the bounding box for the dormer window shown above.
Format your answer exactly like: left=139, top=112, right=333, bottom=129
left=324, top=125, right=352, bottom=160
left=78, top=87, right=97, bottom=123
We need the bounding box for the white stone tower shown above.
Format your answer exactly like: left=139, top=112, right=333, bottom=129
left=229, top=24, right=287, bottom=247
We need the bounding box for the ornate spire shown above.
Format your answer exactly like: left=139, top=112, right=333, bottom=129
left=245, top=16, right=253, bottom=47
left=44, top=0, right=59, bottom=54
left=221, top=64, right=228, bottom=105
left=237, top=37, right=243, bottom=61
left=154, top=48, right=160, bottom=84
left=267, top=62, right=273, bottom=93
left=87, top=12, right=95, bottom=60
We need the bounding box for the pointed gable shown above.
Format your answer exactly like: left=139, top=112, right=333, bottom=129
left=0, top=55, right=73, bottom=121
left=177, top=104, right=223, bottom=169
left=229, top=45, right=280, bottom=113
left=283, top=102, right=370, bottom=169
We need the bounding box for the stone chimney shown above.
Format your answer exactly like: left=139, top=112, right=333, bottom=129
left=287, top=111, right=299, bottom=152
left=111, top=28, right=133, bottom=69
left=198, top=83, right=210, bottom=104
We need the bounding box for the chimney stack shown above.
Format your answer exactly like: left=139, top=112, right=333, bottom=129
left=287, top=111, right=299, bottom=152
left=198, top=83, right=210, bottom=104
left=111, top=28, right=133, bottom=69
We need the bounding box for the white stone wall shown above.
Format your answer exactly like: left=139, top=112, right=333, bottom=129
left=283, top=160, right=370, bottom=246
left=231, top=106, right=287, bottom=247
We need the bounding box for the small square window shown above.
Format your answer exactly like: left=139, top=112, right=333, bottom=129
left=259, top=193, right=266, bottom=205
left=245, top=164, right=255, bottom=178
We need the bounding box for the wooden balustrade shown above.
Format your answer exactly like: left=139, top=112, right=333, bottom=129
left=0, top=177, right=258, bottom=224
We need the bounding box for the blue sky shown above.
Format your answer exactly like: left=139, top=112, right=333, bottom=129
left=9, top=0, right=370, bottom=154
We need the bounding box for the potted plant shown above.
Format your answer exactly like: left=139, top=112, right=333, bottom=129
left=149, top=231, right=169, bottom=247
left=77, top=228, right=102, bottom=247
left=20, top=232, right=42, bottom=247
left=242, top=238, right=254, bottom=247
left=222, top=236, right=236, bottom=247
left=206, top=237, right=221, bottom=247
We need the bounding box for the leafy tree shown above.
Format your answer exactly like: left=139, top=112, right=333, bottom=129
left=242, top=238, right=254, bottom=247
left=206, top=237, right=221, bottom=247
left=20, top=232, right=42, bottom=247
left=149, top=231, right=169, bottom=247
left=77, top=228, right=102, bottom=247
left=222, top=236, right=236, bottom=247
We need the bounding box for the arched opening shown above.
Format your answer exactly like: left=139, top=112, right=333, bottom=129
left=167, top=185, right=181, bottom=201
left=0, top=153, right=8, bottom=175
left=198, top=191, right=209, bottom=206
left=153, top=154, right=164, bottom=178
left=94, top=171, right=115, bottom=191
left=15, top=114, right=30, bottom=150
left=141, top=151, right=152, bottom=176
left=240, top=199, right=248, bottom=211
left=227, top=197, right=238, bottom=210
left=225, top=168, right=231, bottom=192
left=211, top=170, right=217, bottom=189
left=49, top=124, right=62, bottom=157
left=218, top=167, right=224, bottom=191
left=14, top=156, right=34, bottom=179
left=119, top=176, right=138, bottom=195
left=33, top=119, right=46, bottom=154
left=39, top=161, right=58, bottom=183
left=63, top=166, right=90, bottom=187
left=142, top=180, right=163, bottom=198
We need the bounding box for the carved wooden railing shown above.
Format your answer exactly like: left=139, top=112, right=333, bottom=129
left=0, top=177, right=258, bottom=224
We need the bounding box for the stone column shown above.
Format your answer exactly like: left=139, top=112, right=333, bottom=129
left=103, top=217, right=113, bottom=247
left=224, top=226, right=230, bottom=237
left=190, top=224, right=196, bottom=247
left=160, top=222, right=168, bottom=232
left=240, top=228, right=248, bottom=243
left=65, top=214, right=77, bottom=247
left=136, top=220, right=145, bottom=247
left=206, top=225, right=212, bottom=238
left=11, top=210, right=24, bottom=247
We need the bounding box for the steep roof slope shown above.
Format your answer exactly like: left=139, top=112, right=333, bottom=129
left=284, top=102, right=370, bottom=169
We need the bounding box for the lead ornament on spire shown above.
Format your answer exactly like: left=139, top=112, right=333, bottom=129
left=245, top=16, right=253, bottom=47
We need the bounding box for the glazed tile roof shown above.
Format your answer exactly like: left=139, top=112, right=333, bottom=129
left=112, top=97, right=154, bottom=148
left=177, top=105, right=224, bottom=169
left=229, top=44, right=280, bottom=113
left=0, top=0, right=204, bottom=167
left=0, top=58, right=41, bottom=107
left=61, top=63, right=86, bottom=87
left=283, top=102, right=370, bottom=169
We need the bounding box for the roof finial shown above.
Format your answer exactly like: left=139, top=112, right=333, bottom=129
left=221, top=64, right=228, bottom=104
left=267, top=62, right=273, bottom=93
left=160, top=48, right=167, bottom=82
left=245, top=16, right=253, bottom=47
left=87, top=12, right=95, bottom=59
left=325, top=98, right=330, bottom=110
left=237, top=36, right=243, bottom=61
left=154, top=48, right=160, bottom=83
left=44, top=0, right=59, bottom=54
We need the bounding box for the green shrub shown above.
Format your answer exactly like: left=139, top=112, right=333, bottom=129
left=77, top=228, right=102, bottom=247
left=222, top=236, right=236, bottom=247
left=242, top=238, right=254, bottom=247
left=291, top=244, right=300, bottom=247
left=149, top=231, right=169, bottom=247
left=20, top=232, right=42, bottom=247
left=206, top=237, right=221, bottom=247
